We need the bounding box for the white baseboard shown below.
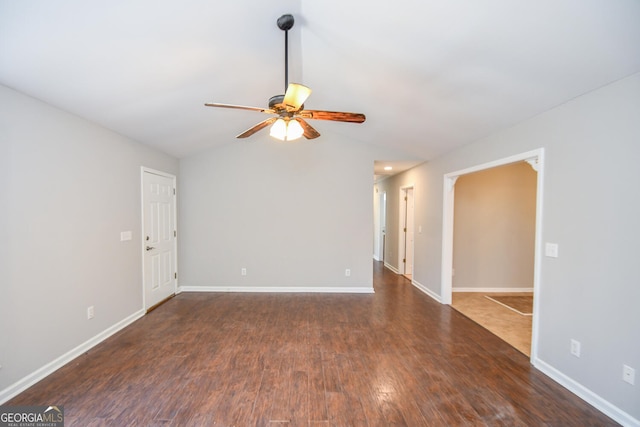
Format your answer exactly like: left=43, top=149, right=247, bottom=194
left=0, top=309, right=145, bottom=405
left=453, top=287, right=534, bottom=293
left=179, top=286, right=375, bottom=294
left=411, top=279, right=442, bottom=303
left=533, top=358, right=640, bottom=427
left=384, top=262, right=399, bottom=274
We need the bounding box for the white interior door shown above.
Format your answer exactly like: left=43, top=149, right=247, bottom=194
left=399, top=186, right=415, bottom=276
left=142, top=169, right=176, bottom=309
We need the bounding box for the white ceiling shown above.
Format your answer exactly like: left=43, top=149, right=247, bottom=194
left=2, top=0, right=639, bottom=160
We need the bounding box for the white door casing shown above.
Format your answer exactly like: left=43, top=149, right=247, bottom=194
left=142, top=168, right=177, bottom=310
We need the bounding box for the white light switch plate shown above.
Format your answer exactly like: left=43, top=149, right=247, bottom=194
left=545, top=243, right=559, bottom=258
left=120, top=231, right=132, bottom=241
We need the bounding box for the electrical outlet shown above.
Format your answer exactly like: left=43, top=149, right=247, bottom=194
left=345, top=269, right=351, bottom=277
left=87, top=306, right=94, bottom=320
left=623, top=365, right=635, bottom=385
left=241, top=268, right=247, bottom=276
left=570, top=339, right=581, bottom=357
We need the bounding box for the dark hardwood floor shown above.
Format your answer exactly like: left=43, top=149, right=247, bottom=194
left=8, top=262, right=617, bottom=426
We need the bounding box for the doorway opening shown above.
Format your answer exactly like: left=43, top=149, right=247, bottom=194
left=441, top=149, right=544, bottom=360
left=449, top=162, right=537, bottom=356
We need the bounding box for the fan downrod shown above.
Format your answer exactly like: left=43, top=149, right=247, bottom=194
left=276, top=14, right=295, bottom=98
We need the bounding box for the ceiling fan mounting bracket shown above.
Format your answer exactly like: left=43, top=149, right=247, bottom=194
left=277, top=14, right=294, bottom=31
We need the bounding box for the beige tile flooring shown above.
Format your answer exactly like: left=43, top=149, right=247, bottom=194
left=451, top=292, right=533, bottom=356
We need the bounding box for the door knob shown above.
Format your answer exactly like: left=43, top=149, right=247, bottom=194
left=146, top=246, right=155, bottom=251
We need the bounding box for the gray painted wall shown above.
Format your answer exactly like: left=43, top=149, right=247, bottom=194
left=0, top=85, right=178, bottom=392
left=178, top=137, right=409, bottom=290
left=453, top=162, right=537, bottom=289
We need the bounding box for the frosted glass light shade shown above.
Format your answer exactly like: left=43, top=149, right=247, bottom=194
left=286, top=119, right=304, bottom=140
left=269, top=118, right=287, bottom=141
left=269, top=118, right=304, bottom=141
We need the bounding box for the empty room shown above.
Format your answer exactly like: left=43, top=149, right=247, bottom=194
left=1, top=1, right=639, bottom=425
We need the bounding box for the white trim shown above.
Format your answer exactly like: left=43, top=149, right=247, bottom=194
left=441, top=148, right=544, bottom=362
left=0, top=310, right=145, bottom=405
left=440, top=176, right=455, bottom=305
left=179, top=286, right=375, bottom=294
left=453, top=287, right=534, bottom=293
left=141, top=167, right=178, bottom=311
left=411, top=279, right=442, bottom=303
left=525, top=157, right=540, bottom=172
left=530, top=149, right=545, bottom=363
left=533, top=359, right=640, bottom=427
left=384, top=262, right=400, bottom=274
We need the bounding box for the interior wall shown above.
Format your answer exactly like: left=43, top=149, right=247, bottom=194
left=415, top=72, right=640, bottom=421
left=452, top=162, right=537, bottom=290
left=0, top=85, right=178, bottom=395
left=178, top=135, right=412, bottom=290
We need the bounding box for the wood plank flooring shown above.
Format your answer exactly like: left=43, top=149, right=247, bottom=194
left=8, top=262, right=617, bottom=426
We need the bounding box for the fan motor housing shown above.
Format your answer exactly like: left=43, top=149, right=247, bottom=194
left=268, top=95, right=285, bottom=109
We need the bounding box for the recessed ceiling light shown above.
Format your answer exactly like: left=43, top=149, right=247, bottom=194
left=384, top=166, right=393, bottom=171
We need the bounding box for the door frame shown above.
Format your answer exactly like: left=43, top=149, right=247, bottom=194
left=398, top=184, right=415, bottom=276
left=440, top=148, right=544, bottom=360
left=141, top=167, right=178, bottom=310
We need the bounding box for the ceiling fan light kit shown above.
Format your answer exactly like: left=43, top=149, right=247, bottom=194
left=204, top=14, right=365, bottom=141
left=270, top=117, right=304, bottom=141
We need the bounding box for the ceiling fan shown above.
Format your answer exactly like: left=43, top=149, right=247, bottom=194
left=205, top=14, right=366, bottom=141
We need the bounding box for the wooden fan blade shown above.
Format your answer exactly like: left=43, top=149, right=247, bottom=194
left=205, top=102, right=275, bottom=114
left=283, top=83, right=312, bottom=112
left=295, top=118, right=321, bottom=139
left=298, top=110, right=366, bottom=123
left=236, top=117, right=277, bottom=138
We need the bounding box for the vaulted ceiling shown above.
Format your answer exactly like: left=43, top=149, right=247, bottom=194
left=2, top=0, right=639, bottom=160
